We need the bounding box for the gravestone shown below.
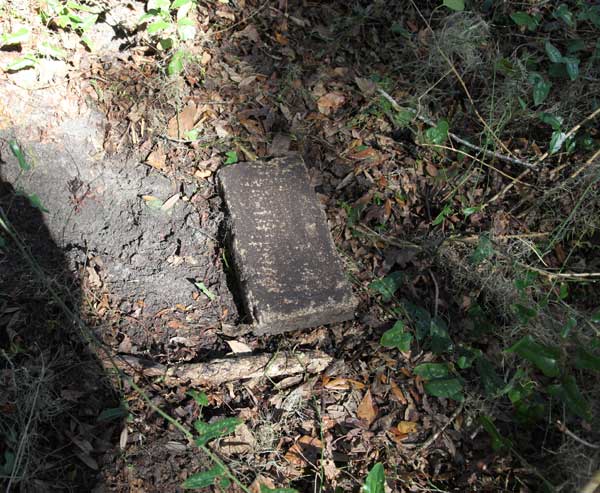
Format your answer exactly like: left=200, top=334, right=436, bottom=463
left=218, top=155, right=356, bottom=335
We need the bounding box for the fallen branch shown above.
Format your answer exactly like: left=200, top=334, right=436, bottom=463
left=103, top=350, right=333, bottom=386
left=378, top=89, right=536, bottom=169
left=170, top=351, right=332, bottom=385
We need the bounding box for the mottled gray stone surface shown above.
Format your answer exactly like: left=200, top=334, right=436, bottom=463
left=218, top=155, right=356, bottom=335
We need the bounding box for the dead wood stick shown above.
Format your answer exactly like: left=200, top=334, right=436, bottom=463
left=169, top=351, right=333, bottom=385
left=378, top=91, right=536, bottom=170
left=103, top=351, right=333, bottom=386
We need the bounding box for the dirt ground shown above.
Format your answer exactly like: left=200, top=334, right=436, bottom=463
left=1, top=1, right=599, bottom=492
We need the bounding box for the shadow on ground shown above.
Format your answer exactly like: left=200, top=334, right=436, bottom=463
left=0, top=167, right=118, bottom=491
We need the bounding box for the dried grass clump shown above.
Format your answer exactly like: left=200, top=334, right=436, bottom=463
left=0, top=353, right=65, bottom=490
left=431, top=12, right=492, bottom=75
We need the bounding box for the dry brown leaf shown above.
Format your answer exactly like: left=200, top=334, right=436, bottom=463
left=167, top=102, right=198, bottom=138
left=284, top=436, right=323, bottom=467
left=161, top=193, right=180, bottom=212
left=396, top=421, right=418, bottom=434
left=426, top=163, right=438, bottom=176
left=317, top=92, right=345, bottom=115
left=355, top=76, right=377, bottom=96
left=146, top=144, right=166, bottom=170
left=226, top=340, right=253, bottom=354
left=357, top=390, right=378, bottom=426
left=239, top=117, right=264, bottom=136
left=194, top=168, right=212, bottom=179
left=390, top=380, right=407, bottom=404
left=234, top=24, right=261, bottom=43
left=322, top=377, right=365, bottom=390
left=200, top=52, right=212, bottom=65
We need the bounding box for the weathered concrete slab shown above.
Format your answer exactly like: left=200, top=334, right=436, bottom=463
left=218, top=155, right=356, bottom=335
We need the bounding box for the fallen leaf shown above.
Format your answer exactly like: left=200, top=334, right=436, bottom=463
left=194, top=168, right=212, bottom=179
left=239, top=117, right=264, bottom=136
left=200, top=52, right=212, bottom=65
left=317, top=92, right=345, bottom=115
left=161, top=193, right=180, bottom=212
left=396, top=421, right=418, bottom=434
left=234, top=24, right=261, bottom=43
left=146, top=144, right=166, bottom=170
left=226, top=340, right=253, bottom=354
left=167, top=101, right=198, bottom=138
left=355, top=76, right=377, bottom=96
left=390, top=380, right=407, bottom=404
left=357, top=390, right=378, bottom=426
left=284, top=436, right=323, bottom=467
left=323, top=377, right=366, bottom=390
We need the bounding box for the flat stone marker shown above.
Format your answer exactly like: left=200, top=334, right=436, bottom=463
left=218, top=155, right=356, bottom=335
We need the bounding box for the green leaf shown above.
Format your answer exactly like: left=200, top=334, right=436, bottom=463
left=147, top=19, right=171, bottom=34
left=167, top=49, right=186, bottom=76
left=194, top=417, right=241, bottom=446
left=362, top=462, right=385, bottom=493
left=9, top=140, right=31, bottom=171
left=0, top=27, right=30, bottom=46
left=424, top=377, right=463, bottom=400
left=171, top=0, right=192, bottom=8
left=512, top=303, right=538, bottom=324
left=479, top=415, right=511, bottom=451
left=413, top=362, right=449, bottom=379
left=380, top=321, right=412, bottom=352
left=425, top=119, right=449, bottom=145
left=506, top=335, right=560, bottom=377
left=432, top=204, right=451, bottom=226
left=456, top=345, right=482, bottom=369
left=97, top=406, right=129, bottom=422
left=563, top=56, right=579, bottom=80
left=592, top=310, right=600, bottom=323
left=430, top=317, right=453, bottom=354
left=184, top=129, right=199, bottom=141
left=26, top=193, right=49, bottom=213
left=38, top=41, right=66, bottom=59
left=260, top=487, right=299, bottom=493
left=402, top=300, right=432, bottom=341
left=547, top=375, right=591, bottom=420
left=510, top=12, right=538, bottom=31
left=545, top=41, right=563, bottom=63
left=224, top=150, right=238, bottom=165
left=475, top=356, right=503, bottom=396
left=181, top=465, right=225, bottom=489
left=187, top=389, right=209, bottom=406
left=148, top=0, right=171, bottom=11
left=554, top=4, right=575, bottom=28
left=4, top=55, right=37, bottom=72
left=194, top=281, right=216, bottom=301
left=177, top=18, right=196, bottom=40
left=369, top=271, right=403, bottom=302
left=442, top=0, right=465, bottom=12
left=560, top=317, right=576, bottom=338
left=574, top=348, right=600, bottom=372
left=549, top=131, right=567, bottom=154
left=463, top=206, right=481, bottom=217
left=470, top=234, right=493, bottom=264
left=538, top=112, right=563, bottom=131
left=528, top=73, right=551, bottom=106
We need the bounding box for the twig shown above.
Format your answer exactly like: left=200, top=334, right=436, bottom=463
left=204, top=0, right=270, bottom=38
left=410, top=402, right=464, bottom=458
left=378, top=89, right=536, bottom=169
left=569, top=146, right=600, bottom=180
left=127, top=377, right=253, bottom=493
left=556, top=420, right=600, bottom=450
left=485, top=106, right=600, bottom=208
